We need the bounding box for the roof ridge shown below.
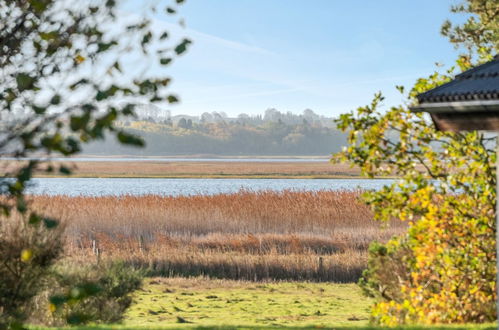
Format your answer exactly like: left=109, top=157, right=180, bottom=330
left=456, top=57, right=499, bottom=79
left=417, top=57, right=499, bottom=104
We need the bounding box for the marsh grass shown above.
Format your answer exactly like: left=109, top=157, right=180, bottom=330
left=26, top=190, right=406, bottom=282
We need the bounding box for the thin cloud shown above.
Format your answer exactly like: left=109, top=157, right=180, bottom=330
left=182, top=87, right=303, bottom=105
left=148, top=16, right=276, bottom=57
left=187, top=29, right=276, bottom=56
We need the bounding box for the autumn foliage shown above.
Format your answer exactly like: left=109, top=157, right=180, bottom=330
left=335, top=0, right=498, bottom=323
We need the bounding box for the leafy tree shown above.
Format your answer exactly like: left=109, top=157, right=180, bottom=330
left=0, top=0, right=190, bottom=326
left=335, top=0, right=497, bottom=325
left=441, top=0, right=498, bottom=61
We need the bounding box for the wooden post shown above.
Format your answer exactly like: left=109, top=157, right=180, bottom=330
left=318, top=256, right=324, bottom=278
left=96, top=247, right=100, bottom=264
left=139, top=235, right=144, bottom=252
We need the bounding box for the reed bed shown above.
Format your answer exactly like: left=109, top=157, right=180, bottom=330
left=25, top=190, right=406, bottom=282
left=1, top=160, right=361, bottom=178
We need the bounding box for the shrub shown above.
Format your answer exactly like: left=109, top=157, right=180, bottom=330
left=0, top=213, right=63, bottom=327
left=337, top=90, right=497, bottom=324
left=358, top=239, right=412, bottom=303
left=32, top=261, right=144, bottom=326
left=367, top=199, right=496, bottom=325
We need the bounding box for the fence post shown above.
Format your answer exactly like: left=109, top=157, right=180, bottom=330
left=139, top=235, right=144, bottom=253
left=318, top=256, right=324, bottom=279
left=96, top=247, right=101, bottom=264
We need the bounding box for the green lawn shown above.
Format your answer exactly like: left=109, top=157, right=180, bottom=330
left=123, top=278, right=372, bottom=328
left=31, top=277, right=496, bottom=329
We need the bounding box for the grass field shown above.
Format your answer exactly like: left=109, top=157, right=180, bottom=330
left=123, top=277, right=372, bottom=327
left=1, top=160, right=363, bottom=178
left=29, top=277, right=496, bottom=329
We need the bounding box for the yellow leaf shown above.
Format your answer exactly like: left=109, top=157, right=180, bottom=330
left=49, top=303, right=57, bottom=313
left=20, top=248, right=33, bottom=262
left=75, top=54, right=85, bottom=64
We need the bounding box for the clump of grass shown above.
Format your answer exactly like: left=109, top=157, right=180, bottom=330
left=25, top=190, right=406, bottom=282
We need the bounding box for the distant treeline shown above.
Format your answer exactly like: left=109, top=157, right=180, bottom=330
left=82, top=109, right=347, bottom=156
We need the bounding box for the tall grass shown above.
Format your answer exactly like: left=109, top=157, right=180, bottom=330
left=27, top=190, right=406, bottom=282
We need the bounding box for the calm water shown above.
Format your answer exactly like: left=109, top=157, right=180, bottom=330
left=3, top=157, right=329, bottom=163
left=25, top=178, right=395, bottom=197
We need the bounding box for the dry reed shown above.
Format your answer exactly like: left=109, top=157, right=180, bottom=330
left=24, top=190, right=406, bottom=282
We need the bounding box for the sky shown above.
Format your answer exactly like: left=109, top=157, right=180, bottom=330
left=128, top=0, right=466, bottom=118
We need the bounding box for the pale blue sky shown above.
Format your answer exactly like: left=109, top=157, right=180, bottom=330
left=131, top=0, right=465, bottom=117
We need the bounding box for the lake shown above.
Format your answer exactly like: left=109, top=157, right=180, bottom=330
left=4, top=157, right=329, bottom=163
left=24, top=178, right=395, bottom=196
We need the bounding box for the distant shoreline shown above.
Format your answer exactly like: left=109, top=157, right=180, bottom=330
left=0, top=159, right=371, bottom=179
left=1, top=154, right=332, bottom=161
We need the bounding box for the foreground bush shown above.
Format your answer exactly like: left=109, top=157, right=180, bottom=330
left=0, top=213, right=143, bottom=328
left=30, top=261, right=143, bottom=326
left=0, top=214, right=63, bottom=328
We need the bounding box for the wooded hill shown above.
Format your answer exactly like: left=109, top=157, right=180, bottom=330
left=82, top=109, right=347, bottom=156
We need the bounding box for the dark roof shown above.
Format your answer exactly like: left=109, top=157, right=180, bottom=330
left=417, top=56, right=499, bottom=104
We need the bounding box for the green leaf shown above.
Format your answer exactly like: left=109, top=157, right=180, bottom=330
left=141, top=32, right=152, bottom=47
left=66, top=137, right=81, bottom=153
left=160, top=58, right=173, bottom=65
left=113, top=61, right=122, bottom=73
left=16, top=198, right=27, bottom=213
left=166, top=7, right=176, bottom=14
left=174, top=39, right=192, bottom=55
left=79, top=282, right=102, bottom=296
left=32, top=105, right=47, bottom=114
left=122, top=104, right=135, bottom=116
left=96, top=91, right=107, bottom=101
left=50, top=94, right=61, bottom=105
left=59, top=165, right=72, bottom=175
left=43, top=217, right=59, bottom=229
left=29, top=0, right=50, bottom=13
left=49, top=295, right=68, bottom=306
left=16, top=73, right=35, bottom=91
left=97, top=41, right=118, bottom=53
left=39, top=31, right=59, bottom=41
left=117, top=132, right=144, bottom=147
left=70, top=114, right=90, bottom=131
left=29, top=213, right=41, bottom=225
left=167, top=95, right=179, bottom=103
left=69, top=79, right=89, bottom=90
left=67, top=313, right=91, bottom=325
